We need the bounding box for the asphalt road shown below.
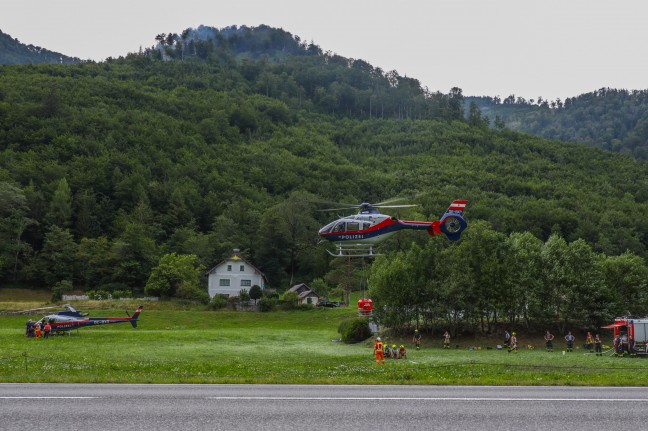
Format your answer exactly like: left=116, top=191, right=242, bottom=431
left=1, top=384, right=647, bottom=431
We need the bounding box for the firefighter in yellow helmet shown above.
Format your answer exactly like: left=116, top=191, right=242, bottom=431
left=508, top=332, right=518, bottom=353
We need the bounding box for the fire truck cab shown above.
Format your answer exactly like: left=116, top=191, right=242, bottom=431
left=603, top=318, right=648, bottom=355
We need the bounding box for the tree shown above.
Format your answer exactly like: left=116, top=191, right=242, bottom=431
left=0, top=182, right=35, bottom=280
left=255, top=191, right=319, bottom=289
left=468, top=101, right=488, bottom=128
left=449, top=221, right=506, bottom=333
left=500, top=232, right=543, bottom=328
left=111, top=201, right=160, bottom=289
left=249, top=285, right=263, bottom=304
left=601, top=251, right=648, bottom=316
left=75, top=236, right=113, bottom=290
left=539, top=234, right=570, bottom=328
left=368, top=252, right=416, bottom=331
left=145, top=253, right=205, bottom=299
left=325, top=257, right=359, bottom=306
left=46, top=178, right=72, bottom=228
left=28, top=226, right=77, bottom=287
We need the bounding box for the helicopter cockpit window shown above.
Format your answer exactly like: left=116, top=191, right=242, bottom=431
left=318, top=221, right=337, bottom=234
left=333, top=223, right=345, bottom=232
left=346, top=222, right=359, bottom=231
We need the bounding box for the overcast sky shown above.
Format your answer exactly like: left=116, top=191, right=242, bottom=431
left=3, top=0, right=648, bottom=101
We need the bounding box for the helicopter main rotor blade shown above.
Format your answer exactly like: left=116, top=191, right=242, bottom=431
left=374, top=198, right=409, bottom=206
left=373, top=204, right=417, bottom=209
left=317, top=206, right=360, bottom=212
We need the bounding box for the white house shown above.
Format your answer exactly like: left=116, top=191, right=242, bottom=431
left=207, top=249, right=266, bottom=298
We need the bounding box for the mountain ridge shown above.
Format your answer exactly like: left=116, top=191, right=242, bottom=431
left=0, top=29, right=81, bottom=65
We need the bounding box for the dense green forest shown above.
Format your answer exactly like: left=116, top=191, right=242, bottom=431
left=467, top=88, right=648, bottom=160
left=1, top=25, right=648, bottom=332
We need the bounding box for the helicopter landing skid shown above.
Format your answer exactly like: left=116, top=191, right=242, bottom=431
left=328, top=243, right=380, bottom=258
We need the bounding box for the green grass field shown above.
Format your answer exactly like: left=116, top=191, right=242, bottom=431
left=1, top=300, right=646, bottom=385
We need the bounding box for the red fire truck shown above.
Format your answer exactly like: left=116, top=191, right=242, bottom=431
left=603, top=318, right=648, bottom=355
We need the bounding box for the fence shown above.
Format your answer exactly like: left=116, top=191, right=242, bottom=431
left=62, top=295, right=159, bottom=301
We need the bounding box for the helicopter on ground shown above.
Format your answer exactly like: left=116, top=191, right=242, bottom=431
left=318, top=199, right=467, bottom=257
left=29, top=304, right=143, bottom=334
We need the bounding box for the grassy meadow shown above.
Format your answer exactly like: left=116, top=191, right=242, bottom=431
left=0, top=294, right=646, bottom=385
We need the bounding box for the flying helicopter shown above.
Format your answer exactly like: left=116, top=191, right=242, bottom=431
left=318, top=199, right=467, bottom=257
left=29, top=304, right=143, bottom=334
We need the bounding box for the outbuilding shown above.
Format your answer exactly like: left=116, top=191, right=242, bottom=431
left=288, top=283, right=320, bottom=306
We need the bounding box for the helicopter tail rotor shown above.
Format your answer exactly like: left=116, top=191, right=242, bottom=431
left=438, top=200, right=468, bottom=241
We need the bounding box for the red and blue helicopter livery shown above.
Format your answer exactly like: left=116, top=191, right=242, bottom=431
left=318, top=199, right=467, bottom=256
left=35, top=304, right=143, bottom=333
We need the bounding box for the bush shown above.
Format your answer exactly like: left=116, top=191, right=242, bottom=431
left=176, top=284, right=210, bottom=304
left=227, top=296, right=240, bottom=310
left=280, top=291, right=299, bottom=310
left=208, top=295, right=228, bottom=310
left=239, top=289, right=251, bottom=305
left=52, top=280, right=72, bottom=302
left=86, top=289, right=110, bottom=300
left=111, top=290, right=131, bottom=300
left=259, top=297, right=277, bottom=312
left=96, top=283, right=131, bottom=294
left=338, top=318, right=372, bottom=344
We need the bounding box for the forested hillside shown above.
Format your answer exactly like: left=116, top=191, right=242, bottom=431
left=467, top=88, right=648, bottom=160
left=0, top=29, right=81, bottom=65
left=1, top=25, right=648, bottom=331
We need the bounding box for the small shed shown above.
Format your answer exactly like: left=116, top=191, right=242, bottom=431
left=288, top=283, right=320, bottom=306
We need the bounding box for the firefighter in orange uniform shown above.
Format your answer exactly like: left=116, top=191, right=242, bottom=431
left=374, top=337, right=385, bottom=365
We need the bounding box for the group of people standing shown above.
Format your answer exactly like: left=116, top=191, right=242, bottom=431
left=25, top=319, right=51, bottom=338
left=374, top=328, right=610, bottom=363
left=373, top=329, right=454, bottom=364
left=373, top=338, right=407, bottom=364
left=542, top=330, right=603, bottom=355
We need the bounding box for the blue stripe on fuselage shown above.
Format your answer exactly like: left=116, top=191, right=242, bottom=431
left=324, top=219, right=430, bottom=243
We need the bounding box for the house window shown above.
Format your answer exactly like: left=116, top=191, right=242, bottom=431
left=219, top=279, right=230, bottom=286
left=240, top=265, right=245, bottom=271
left=241, top=280, right=251, bottom=287
left=227, top=265, right=232, bottom=271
